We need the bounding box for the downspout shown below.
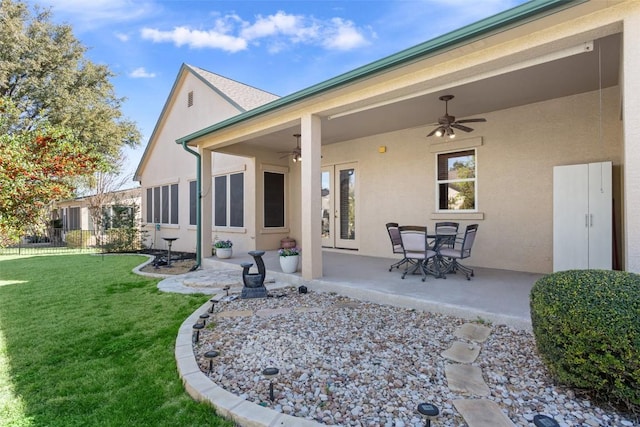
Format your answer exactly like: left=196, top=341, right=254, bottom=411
left=181, top=141, right=201, bottom=270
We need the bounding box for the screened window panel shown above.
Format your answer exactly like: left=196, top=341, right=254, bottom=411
left=161, top=185, right=169, bottom=223
left=189, top=181, right=197, bottom=226
left=214, top=176, right=227, bottom=227
left=264, top=172, right=285, bottom=228
left=69, top=207, right=80, bottom=230
left=146, top=188, right=152, bottom=223
left=153, top=187, right=160, bottom=223
left=230, top=173, right=244, bottom=227
left=170, top=184, right=179, bottom=224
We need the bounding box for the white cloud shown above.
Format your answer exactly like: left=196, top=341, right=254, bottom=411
left=141, top=11, right=371, bottom=54
left=129, top=67, right=156, bottom=78
left=115, top=32, right=130, bottom=42
left=322, top=18, right=369, bottom=50
left=141, top=26, right=247, bottom=52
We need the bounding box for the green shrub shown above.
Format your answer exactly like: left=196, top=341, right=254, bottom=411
left=530, top=270, right=640, bottom=412
left=104, top=228, right=142, bottom=252
left=65, top=230, right=91, bottom=248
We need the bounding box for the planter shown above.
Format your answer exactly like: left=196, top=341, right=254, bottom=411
left=280, top=237, right=297, bottom=249
left=216, top=247, right=233, bottom=259
left=279, top=255, right=299, bottom=273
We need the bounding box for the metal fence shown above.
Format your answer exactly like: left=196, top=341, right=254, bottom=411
left=0, top=228, right=143, bottom=256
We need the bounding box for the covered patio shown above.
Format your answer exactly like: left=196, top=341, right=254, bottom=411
left=203, top=250, right=541, bottom=330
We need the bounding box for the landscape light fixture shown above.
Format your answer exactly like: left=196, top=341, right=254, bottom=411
left=533, top=414, right=560, bottom=427
left=204, top=350, right=219, bottom=374
left=417, top=402, right=439, bottom=427
left=262, top=367, right=280, bottom=402
left=192, top=323, right=204, bottom=343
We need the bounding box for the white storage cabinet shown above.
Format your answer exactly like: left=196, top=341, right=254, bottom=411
left=553, top=161, right=612, bottom=272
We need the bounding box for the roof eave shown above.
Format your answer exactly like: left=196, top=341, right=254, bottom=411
left=176, top=0, right=586, bottom=146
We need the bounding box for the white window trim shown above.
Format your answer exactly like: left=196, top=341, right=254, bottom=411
left=431, top=137, right=484, bottom=219
left=213, top=172, right=244, bottom=229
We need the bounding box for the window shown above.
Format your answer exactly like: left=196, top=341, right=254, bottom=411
left=264, top=171, right=285, bottom=228
left=146, top=184, right=179, bottom=224
left=214, top=172, right=244, bottom=227
left=189, top=180, right=197, bottom=226
left=68, top=207, right=81, bottom=230
left=436, top=149, right=476, bottom=211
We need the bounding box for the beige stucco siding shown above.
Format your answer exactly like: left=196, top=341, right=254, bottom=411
left=311, top=87, right=622, bottom=274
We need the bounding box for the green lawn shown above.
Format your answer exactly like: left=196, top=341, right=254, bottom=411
left=0, top=254, right=233, bottom=427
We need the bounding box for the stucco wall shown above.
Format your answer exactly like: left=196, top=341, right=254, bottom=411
left=316, top=87, right=622, bottom=273
left=138, top=71, right=248, bottom=254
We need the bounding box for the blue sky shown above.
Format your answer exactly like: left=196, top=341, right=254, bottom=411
left=31, top=0, right=528, bottom=184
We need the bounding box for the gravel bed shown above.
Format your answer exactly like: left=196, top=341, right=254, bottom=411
left=193, top=287, right=636, bottom=427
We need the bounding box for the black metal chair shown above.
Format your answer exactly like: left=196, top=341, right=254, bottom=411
left=386, top=222, right=409, bottom=271
left=438, top=224, right=478, bottom=280
left=434, top=222, right=459, bottom=249
left=399, top=226, right=438, bottom=281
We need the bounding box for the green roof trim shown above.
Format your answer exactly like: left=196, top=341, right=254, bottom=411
left=177, top=0, right=584, bottom=145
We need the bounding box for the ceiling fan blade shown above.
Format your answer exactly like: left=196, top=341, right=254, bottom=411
left=451, top=123, right=474, bottom=132
left=279, top=153, right=292, bottom=159
left=456, top=118, right=486, bottom=123
left=426, top=127, right=442, bottom=137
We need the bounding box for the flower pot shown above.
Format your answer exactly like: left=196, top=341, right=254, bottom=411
left=280, top=237, right=296, bottom=249
left=216, top=247, right=233, bottom=259
left=279, top=254, right=299, bottom=273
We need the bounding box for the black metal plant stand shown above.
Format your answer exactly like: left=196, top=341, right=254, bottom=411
left=162, top=237, right=178, bottom=267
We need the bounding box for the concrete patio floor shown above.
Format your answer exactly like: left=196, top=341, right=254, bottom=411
left=203, top=250, right=544, bottom=330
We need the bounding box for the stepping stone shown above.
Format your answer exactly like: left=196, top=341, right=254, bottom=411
left=216, top=310, right=253, bottom=318
left=445, top=363, right=490, bottom=396
left=255, top=308, right=292, bottom=317
left=454, top=323, right=492, bottom=343
left=441, top=341, right=481, bottom=364
left=453, top=399, right=515, bottom=427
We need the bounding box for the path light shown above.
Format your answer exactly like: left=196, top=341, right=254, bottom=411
left=199, top=313, right=210, bottom=326
left=533, top=414, right=560, bottom=427
left=262, top=367, right=279, bottom=402
left=223, top=285, right=230, bottom=296
left=204, top=350, right=219, bottom=374
left=417, top=402, right=439, bottom=427
left=192, top=323, right=204, bottom=343
left=208, top=298, right=217, bottom=313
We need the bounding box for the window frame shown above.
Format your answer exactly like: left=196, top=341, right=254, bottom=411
left=213, top=172, right=244, bottom=229
left=263, top=170, right=286, bottom=229
left=146, top=183, right=179, bottom=225
left=435, top=148, right=478, bottom=213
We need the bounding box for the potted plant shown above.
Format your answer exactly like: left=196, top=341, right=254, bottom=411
left=278, top=247, right=300, bottom=273
left=214, top=240, right=233, bottom=259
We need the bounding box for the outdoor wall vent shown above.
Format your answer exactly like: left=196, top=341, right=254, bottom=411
left=187, top=91, right=194, bottom=107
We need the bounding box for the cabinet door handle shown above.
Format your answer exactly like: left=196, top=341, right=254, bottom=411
left=590, top=214, right=593, bottom=227
left=585, top=214, right=589, bottom=227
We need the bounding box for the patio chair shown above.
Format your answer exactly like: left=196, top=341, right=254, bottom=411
left=438, top=224, right=478, bottom=280
left=433, top=221, right=459, bottom=249
left=399, top=226, right=438, bottom=281
left=386, top=222, right=409, bottom=271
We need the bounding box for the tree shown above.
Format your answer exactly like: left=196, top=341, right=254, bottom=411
left=0, top=98, right=100, bottom=243
left=0, top=0, right=142, bottom=243
left=0, top=0, right=140, bottom=165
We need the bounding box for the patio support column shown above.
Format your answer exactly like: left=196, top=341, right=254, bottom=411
left=300, top=114, right=323, bottom=280
left=201, top=147, right=213, bottom=257
left=623, top=12, right=640, bottom=273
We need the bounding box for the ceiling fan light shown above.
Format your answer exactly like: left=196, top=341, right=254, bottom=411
left=435, top=129, right=443, bottom=137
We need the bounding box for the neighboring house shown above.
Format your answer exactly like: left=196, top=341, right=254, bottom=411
left=143, top=0, right=640, bottom=279
left=52, top=187, right=142, bottom=243
left=133, top=64, right=278, bottom=254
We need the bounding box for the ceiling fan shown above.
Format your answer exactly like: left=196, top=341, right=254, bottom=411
left=279, top=133, right=302, bottom=162
left=427, top=95, right=487, bottom=139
